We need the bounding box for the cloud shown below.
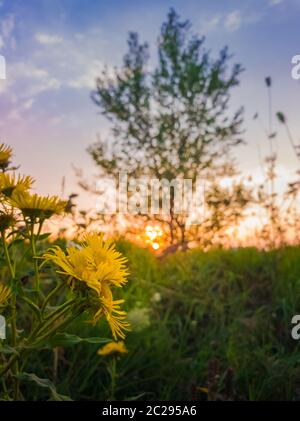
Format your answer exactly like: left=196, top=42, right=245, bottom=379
left=23, top=98, right=35, bottom=110
left=199, top=15, right=221, bottom=34
left=4, top=62, right=61, bottom=98
left=35, top=33, right=63, bottom=45
left=0, top=61, right=60, bottom=122
left=5, top=99, right=35, bottom=122
left=224, top=10, right=242, bottom=32
left=1, top=14, right=14, bottom=39
left=69, top=59, right=108, bottom=89
left=199, top=9, right=261, bottom=35
left=269, top=0, right=283, bottom=5
left=13, top=63, right=49, bottom=80
left=0, top=13, right=15, bottom=49
left=25, top=75, right=60, bottom=97
left=6, top=108, right=21, bottom=121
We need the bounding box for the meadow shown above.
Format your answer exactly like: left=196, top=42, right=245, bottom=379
left=50, top=242, right=300, bottom=401
left=2, top=234, right=300, bottom=401
left=1, top=7, right=300, bottom=403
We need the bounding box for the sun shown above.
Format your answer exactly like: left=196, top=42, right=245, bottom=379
left=144, top=225, right=163, bottom=250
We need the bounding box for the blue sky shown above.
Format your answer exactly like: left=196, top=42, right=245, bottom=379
left=0, top=0, right=299, bottom=207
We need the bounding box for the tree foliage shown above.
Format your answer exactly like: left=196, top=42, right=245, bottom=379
left=89, top=9, right=247, bottom=245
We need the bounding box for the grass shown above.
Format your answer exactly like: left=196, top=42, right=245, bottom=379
left=2, top=239, right=300, bottom=400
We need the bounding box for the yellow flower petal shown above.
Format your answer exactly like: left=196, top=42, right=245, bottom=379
left=0, top=284, right=11, bottom=306
left=97, top=341, right=128, bottom=356
left=43, top=233, right=130, bottom=339
left=0, top=143, right=13, bottom=170
left=10, top=191, right=67, bottom=220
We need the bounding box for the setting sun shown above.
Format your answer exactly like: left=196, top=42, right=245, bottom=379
left=145, top=225, right=163, bottom=250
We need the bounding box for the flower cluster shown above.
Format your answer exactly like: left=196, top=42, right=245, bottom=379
left=10, top=191, right=67, bottom=221
left=0, top=173, right=34, bottom=197
left=0, top=142, right=130, bottom=400
left=0, top=143, right=67, bottom=228
left=43, top=233, right=130, bottom=339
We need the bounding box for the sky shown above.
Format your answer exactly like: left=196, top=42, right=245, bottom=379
left=0, top=0, right=299, bottom=209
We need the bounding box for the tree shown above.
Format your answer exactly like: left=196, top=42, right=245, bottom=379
left=89, top=9, right=245, bottom=245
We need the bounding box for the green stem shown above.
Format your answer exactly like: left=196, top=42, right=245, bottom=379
left=41, top=282, right=65, bottom=314
left=28, top=298, right=77, bottom=342
left=29, top=222, right=40, bottom=296
left=0, top=353, right=20, bottom=377
left=31, top=305, right=85, bottom=347
left=1, top=230, right=15, bottom=280
left=34, top=300, right=77, bottom=339
left=0, top=304, right=85, bottom=378
left=0, top=351, right=9, bottom=397
left=1, top=230, right=19, bottom=399
left=109, top=358, right=117, bottom=401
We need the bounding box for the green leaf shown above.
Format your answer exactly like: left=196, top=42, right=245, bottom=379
left=34, top=233, right=51, bottom=241
left=7, top=238, right=24, bottom=248
left=0, top=345, right=20, bottom=355
left=15, top=373, right=72, bottom=401
left=19, top=296, right=42, bottom=322
left=124, top=393, right=147, bottom=401
left=46, top=333, right=110, bottom=348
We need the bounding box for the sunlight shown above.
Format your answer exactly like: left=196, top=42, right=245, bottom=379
left=145, top=225, right=163, bottom=250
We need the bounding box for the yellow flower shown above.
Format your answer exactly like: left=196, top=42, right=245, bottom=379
left=0, top=173, right=34, bottom=197
left=97, top=341, right=128, bottom=357
left=0, top=144, right=12, bottom=170
left=0, top=284, right=11, bottom=306
left=93, top=283, right=130, bottom=340
left=43, top=233, right=130, bottom=340
left=10, top=191, right=67, bottom=220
